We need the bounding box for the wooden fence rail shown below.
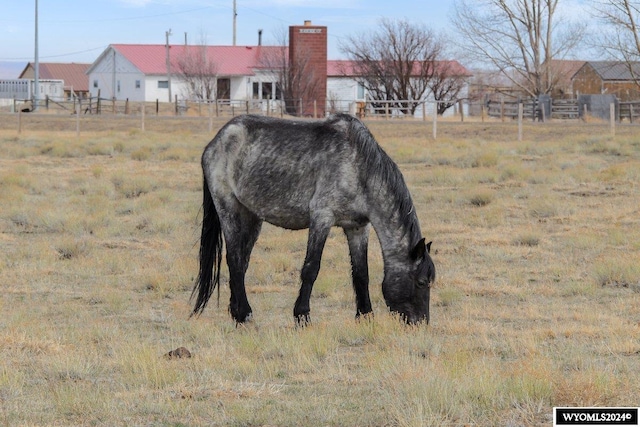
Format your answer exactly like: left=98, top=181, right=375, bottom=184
left=619, top=101, right=640, bottom=123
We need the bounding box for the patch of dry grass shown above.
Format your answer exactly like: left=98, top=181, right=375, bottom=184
left=0, top=117, right=639, bottom=426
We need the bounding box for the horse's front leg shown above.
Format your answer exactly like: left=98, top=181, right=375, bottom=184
left=344, top=225, right=372, bottom=319
left=294, top=213, right=333, bottom=325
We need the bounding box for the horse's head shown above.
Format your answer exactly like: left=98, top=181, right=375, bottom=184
left=382, top=239, right=435, bottom=325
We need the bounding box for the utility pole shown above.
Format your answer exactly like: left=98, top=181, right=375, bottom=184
left=233, top=0, right=237, bottom=46
left=34, top=0, right=39, bottom=111
left=165, top=29, right=172, bottom=102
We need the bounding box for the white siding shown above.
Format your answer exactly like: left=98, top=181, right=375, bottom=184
left=88, top=48, right=145, bottom=101
left=327, top=77, right=361, bottom=102
left=229, top=76, right=249, bottom=100
left=327, top=76, right=470, bottom=118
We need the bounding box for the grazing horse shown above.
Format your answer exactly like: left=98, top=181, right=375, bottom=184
left=191, top=113, right=435, bottom=325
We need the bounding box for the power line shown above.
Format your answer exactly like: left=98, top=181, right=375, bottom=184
left=0, top=45, right=107, bottom=61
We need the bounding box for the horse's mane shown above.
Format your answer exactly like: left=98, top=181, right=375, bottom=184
left=328, top=114, right=421, bottom=243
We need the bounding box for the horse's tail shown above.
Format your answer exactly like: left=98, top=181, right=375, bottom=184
left=191, top=173, right=223, bottom=317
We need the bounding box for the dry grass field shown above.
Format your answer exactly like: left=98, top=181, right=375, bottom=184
left=0, top=114, right=639, bottom=426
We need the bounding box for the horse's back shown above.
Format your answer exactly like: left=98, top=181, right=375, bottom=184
left=202, top=115, right=368, bottom=230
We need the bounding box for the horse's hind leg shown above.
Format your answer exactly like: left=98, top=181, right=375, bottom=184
left=344, top=225, right=372, bottom=318
left=218, top=197, right=262, bottom=323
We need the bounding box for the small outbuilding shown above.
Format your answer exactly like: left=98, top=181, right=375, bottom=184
left=19, top=62, right=91, bottom=99
left=572, top=61, right=640, bottom=101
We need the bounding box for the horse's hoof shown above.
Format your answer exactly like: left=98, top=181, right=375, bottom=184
left=295, top=313, right=311, bottom=327
left=234, top=312, right=253, bottom=325
left=355, top=311, right=374, bottom=322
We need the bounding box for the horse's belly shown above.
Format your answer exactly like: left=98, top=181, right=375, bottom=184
left=241, top=198, right=311, bottom=230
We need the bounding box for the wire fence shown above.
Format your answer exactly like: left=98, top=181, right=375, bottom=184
left=2, top=101, right=638, bottom=141
left=3, top=92, right=640, bottom=142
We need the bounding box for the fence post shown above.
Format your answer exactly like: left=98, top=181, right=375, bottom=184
left=76, top=100, right=80, bottom=137
left=459, top=100, right=464, bottom=122
left=432, top=101, right=437, bottom=140
left=125, top=98, right=129, bottom=115
left=610, top=103, right=615, bottom=136
left=141, top=102, right=145, bottom=132
left=500, top=98, right=505, bottom=122
left=630, top=104, right=634, bottom=124
left=313, top=100, right=317, bottom=119
left=216, top=99, right=219, bottom=117
left=208, top=102, right=213, bottom=133
left=17, top=110, right=22, bottom=134
left=518, top=102, right=523, bottom=142
left=246, top=100, right=250, bottom=114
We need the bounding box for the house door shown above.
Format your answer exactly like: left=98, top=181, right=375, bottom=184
left=217, top=78, right=230, bottom=100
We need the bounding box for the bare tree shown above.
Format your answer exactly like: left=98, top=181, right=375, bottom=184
left=590, top=0, right=640, bottom=84
left=175, top=40, right=218, bottom=101
left=259, top=27, right=320, bottom=116
left=339, top=18, right=444, bottom=116
left=429, top=61, right=470, bottom=115
left=452, top=0, right=586, bottom=97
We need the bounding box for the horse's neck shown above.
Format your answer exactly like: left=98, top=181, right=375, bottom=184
left=369, top=204, right=419, bottom=266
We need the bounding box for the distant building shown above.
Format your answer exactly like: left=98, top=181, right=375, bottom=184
left=19, top=62, right=91, bottom=99
left=86, top=44, right=287, bottom=104
left=0, top=78, right=64, bottom=108
left=572, top=61, right=640, bottom=101
left=547, top=60, right=586, bottom=98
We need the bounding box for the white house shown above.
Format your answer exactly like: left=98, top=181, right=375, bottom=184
left=86, top=44, right=286, bottom=104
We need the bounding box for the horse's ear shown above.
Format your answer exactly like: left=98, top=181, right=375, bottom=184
left=426, top=241, right=432, bottom=254
left=410, top=238, right=426, bottom=260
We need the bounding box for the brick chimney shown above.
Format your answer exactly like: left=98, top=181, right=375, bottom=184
left=288, top=21, right=327, bottom=117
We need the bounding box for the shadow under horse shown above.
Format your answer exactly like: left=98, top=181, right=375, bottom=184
left=191, top=113, right=435, bottom=325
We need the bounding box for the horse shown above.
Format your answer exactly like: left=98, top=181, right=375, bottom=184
left=191, top=113, right=435, bottom=325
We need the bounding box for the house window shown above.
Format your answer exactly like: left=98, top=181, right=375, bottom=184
left=135, top=80, right=141, bottom=89
left=357, top=83, right=365, bottom=100
left=252, top=81, right=275, bottom=100
left=217, top=78, right=230, bottom=100
left=263, top=82, right=273, bottom=100
left=158, top=80, right=169, bottom=89
left=93, top=80, right=98, bottom=88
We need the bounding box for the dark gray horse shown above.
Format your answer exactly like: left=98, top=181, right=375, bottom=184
left=192, top=113, right=435, bottom=325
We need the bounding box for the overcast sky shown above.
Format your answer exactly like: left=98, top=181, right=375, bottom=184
left=1, top=0, right=593, bottom=77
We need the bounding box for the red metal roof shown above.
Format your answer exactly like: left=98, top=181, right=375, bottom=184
left=327, top=59, right=472, bottom=78
left=112, top=44, right=287, bottom=76
left=19, top=62, right=91, bottom=91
